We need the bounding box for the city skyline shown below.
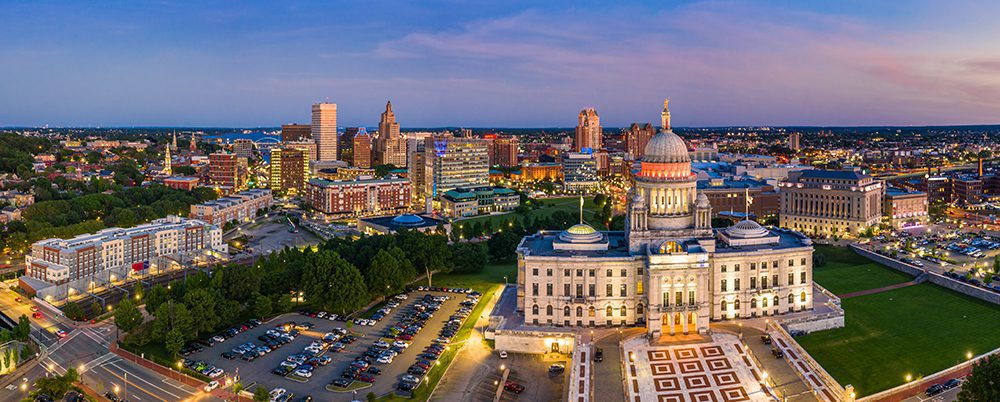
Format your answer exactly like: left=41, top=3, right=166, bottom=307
left=2, top=1, right=1000, bottom=128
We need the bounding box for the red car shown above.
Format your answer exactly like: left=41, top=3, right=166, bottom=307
left=32, top=312, right=42, bottom=319
left=14, top=297, right=22, bottom=302
left=356, top=373, right=376, bottom=383
left=397, top=334, right=413, bottom=341
left=29, top=306, right=38, bottom=312
left=504, top=381, right=525, bottom=394
left=55, top=330, right=67, bottom=338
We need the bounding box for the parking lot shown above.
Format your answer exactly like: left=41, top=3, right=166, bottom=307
left=469, top=353, right=567, bottom=402
left=185, top=290, right=473, bottom=401
left=868, top=229, right=1000, bottom=293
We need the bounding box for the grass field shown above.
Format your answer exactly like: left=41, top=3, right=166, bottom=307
left=457, top=196, right=608, bottom=230
left=812, top=245, right=914, bottom=295
left=797, top=283, right=1000, bottom=396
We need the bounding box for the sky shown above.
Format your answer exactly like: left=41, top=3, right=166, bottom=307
left=2, top=0, right=1000, bottom=128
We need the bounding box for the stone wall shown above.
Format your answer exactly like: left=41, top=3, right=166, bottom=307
left=784, top=314, right=845, bottom=333
left=850, top=244, right=1000, bottom=305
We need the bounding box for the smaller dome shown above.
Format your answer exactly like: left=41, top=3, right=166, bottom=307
left=696, top=193, right=710, bottom=208
left=392, top=214, right=424, bottom=226
left=725, top=220, right=769, bottom=239
left=566, top=223, right=597, bottom=235
left=558, top=223, right=604, bottom=244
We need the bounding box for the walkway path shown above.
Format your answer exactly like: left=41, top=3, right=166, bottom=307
left=837, top=280, right=920, bottom=299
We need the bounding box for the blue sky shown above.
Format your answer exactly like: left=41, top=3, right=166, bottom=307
left=1, top=1, right=999, bottom=127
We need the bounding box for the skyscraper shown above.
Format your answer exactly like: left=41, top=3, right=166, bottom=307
left=340, top=127, right=359, bottom=162
left=281, top=124, right=311, bottom=142
left=574, top=108, right=601, bottom=153
left=788, top=132, right=802, bottom=151
left=270, top=148, right=307, bottom=195
left=312, top=102, right=338, bottom=162
left=376, top=101, right=407, bottom=167
left=352, top=128, right=373, bottom=168
left=486, top=135, right=519, bottom=167
left=209, top=153, right=248, bottom=194
left=625, top=123, right=655, bottom=160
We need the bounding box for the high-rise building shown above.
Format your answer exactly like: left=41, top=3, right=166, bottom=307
left=352, top=128, right=373, bottom=168
left=281, top=124, right=311, bottom=142
left=270, top=148, right=307, bottom=195
left=376, top=101, right=407, bottom=167
left=209, top=153, right=248, bottom=194
left=779, top=169, right=884, bottom=237
left=418, top=135, right=489, bottom=198
left=233, top=139, right=254, bottom=161
left=562, top=152, right=599, bottom=193
left=486, top=135, right=519, bottom=167
left=574, top=108, right=601, bottom=153
left=788, top=132, right=802, bottom=151
left=340, top=127, right=359, bottom=162
left=625, top=123, right=655, bottom=160
left=312, top=102, right=338, bottom=162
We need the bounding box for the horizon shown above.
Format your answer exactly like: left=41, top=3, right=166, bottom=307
left=2, top=1, right=1000, bottom=127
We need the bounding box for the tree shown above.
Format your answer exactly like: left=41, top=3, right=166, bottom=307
left=450, top=242, right=488, bottom=274
left=367, top=391, right=377, bottom=402
left=114, top=299, right=143, bottom=334
left=593, top=194, right=606, bottom=207
left=164, top=328, right=186, bottom=357
left=63, top=301, right=86, bottom=321
left=132, top=282, right=144, bottom=301
left=152, top=300, right=194, bottom=342
left=183, top=288, right=220, bottom=337
left=253, top=386, right=270, bottom=402
left=252, top=294, right=272, bottom=319
left=32, top=367, right=78, bottom=399
left=958, top=354, right=1000, bottom=401
left=302, top=250, right=369, bottom=315
left=14, top=315, right=30, bottom=341
left=144, top=284, right=169, bottom=312
left=367, top=249, right=405, bottom=295
left=487, top=230, right=520, bottom=263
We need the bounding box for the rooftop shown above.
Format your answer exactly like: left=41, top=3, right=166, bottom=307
left=798, top=169, right=869, bottom=180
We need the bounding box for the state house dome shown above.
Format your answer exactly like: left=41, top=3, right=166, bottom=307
left=642, top=130, right=690, bottom=164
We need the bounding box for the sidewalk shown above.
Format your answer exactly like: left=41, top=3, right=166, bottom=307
left=428, top=284, right=504, bottom=402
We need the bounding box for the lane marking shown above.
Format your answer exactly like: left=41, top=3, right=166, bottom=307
left=107, top=361, right=194, bottom=399
left=97, top=365, right=168, bottom=402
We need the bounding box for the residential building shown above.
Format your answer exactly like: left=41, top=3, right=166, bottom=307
left=233, top=139, right=254, bottom=160
left=517, top=163, right=563, bottom=182
left=788, top=132, right=802, bottom=151
left=518, top=104, right=813, bottom=335
left=562, top=152, right=599, bottom=193
left=269, top=148, right=307, bottom=195
left=316, top=167, right=376, bottom=181
left=779, top=169, right=884, bottom=237
left=281, top=123, right=311, bottom=142
left=574, top=108, right=601, bottom=153
left=189, top=189, right=273, bottom=225
left=625, top=123, right=655, bottom=160
left=312, top=102, right=338, bottom=161
left=305, top=177, right=411, bottom=216
left=376, top=101, right=407, bottom=167
left=440, top=186, right=520, bottom=218
left=208, top=153, right=248, bottom=194
left=352, top=128, right=373, bottom=168
left=487, top=135, right=519, bottom=167
left=884, top=187, right=929, bottom=229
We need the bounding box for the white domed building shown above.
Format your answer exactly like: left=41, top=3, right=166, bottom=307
left=517, top=101, right=814, bottom=338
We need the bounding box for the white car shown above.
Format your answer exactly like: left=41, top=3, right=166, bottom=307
left=373, top=340, right=390, bottom=348
left=211, top=335, right=226, bottom=343
left=207, top=368, right=225, bottom=378
left=204, top=380, right=219, bottom=392
left=499, top=350, right=508, bottom=359
left=376, top=355, right=393, bottom=364
left=293, top=369, right=313, bottom=378
left=392, top=341, right=410, bottom=349
left=269, top=388, right=287, bottom=400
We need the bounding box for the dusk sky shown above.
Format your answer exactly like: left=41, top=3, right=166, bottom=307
left=2, top=1, right=1000, bottom=128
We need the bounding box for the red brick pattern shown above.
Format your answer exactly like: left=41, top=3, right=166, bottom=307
left=631, top=342, right=761, bottom=402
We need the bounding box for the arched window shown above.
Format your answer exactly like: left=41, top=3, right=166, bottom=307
left=637, top=304, right=644, bottom=314
left=606, top=269, right=612, bottom=277
left=800, top=292, right=807, bottom=302
left=563, top=306, right=570, bottom=316
left=576, top=306, right=583, bottom=317
left=588, top=306, right=596, bottom=317
left=773, top=296, right=778, bottom=306
left=788, top=294, right=794, bottom=304
left=532, top=305, right=539, bottom=315
left=720, top=300, right=728, bottom=312
left=606, top=305, right=613, bottom=317
left=762, top=297, right=768, bottom=308
left=620, top=305, right=627, bottom=316
left=750, top=298, right=757, bottom=308
left=734, top=299, right=741, bottom=310
left=546, top=305, right=553, bottom=316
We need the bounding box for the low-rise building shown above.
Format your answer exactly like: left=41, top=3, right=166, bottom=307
left=305, top=177, right=411, bottom=216
left=952, top=175, right=983, bottom=205
left=517, top=163, right=562, bottom=182
left=779, top=169, right=883, bottom=237
left=359, top=214, right=449, bottom=235
left=884, top=187, right=929, bottom=229
left=189, top=188, right=273, bottom=225
left=163, top=176, right=200, bottom=191
left=440, top=186, right=520, bottom=218
left=696, top=178, right=779, bottom=219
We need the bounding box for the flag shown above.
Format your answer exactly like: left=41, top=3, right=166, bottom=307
left=131, top=261, right=149, bottom=271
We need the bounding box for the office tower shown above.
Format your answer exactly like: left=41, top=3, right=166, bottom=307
left=312, top=102, right=338, bottom=162
left=340, top=127, right=359, bottom=162
left=486, top=135, right=519, bottom=167
left=376, top=101, right=407, bottom=167
left=779, top=169, right=884, bottom=237
left=423, top=135, right=489, bottom=197
left=460, top=128, right=473, bottom=138
left=233, top=138, right=254, bottom=160
left=574, top=108, right=601, bottom=153
left=625, top=123, right=655, bottom=160
left=562, top=152, right=599, bottom=192
left=209, top=153, right=248, bottom=193
left=352, top=128, right=373, bottom=168
left=281, top=124, right=312, bottom=142
left=788, top=132, right=801, bottom=151
left=270, top=148, right=307, bottom=195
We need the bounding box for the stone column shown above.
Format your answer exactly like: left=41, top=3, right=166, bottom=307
left=668, top=312, right=675, bottom=336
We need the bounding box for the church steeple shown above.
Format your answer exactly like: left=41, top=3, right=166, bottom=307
left=163, top=143, right=172, bottom=175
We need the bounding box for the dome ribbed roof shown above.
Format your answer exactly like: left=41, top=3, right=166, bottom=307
left=558, top=223, right=603, bottom=244
left=642, top=130, right=690, bottom=163
left=725, top=220, right=769, bottom=238
left=392, top=214, right=424, bottom=226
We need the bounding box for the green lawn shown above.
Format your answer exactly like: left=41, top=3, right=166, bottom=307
left=797, top=283, right=1000, bottom=396
left=433, top=262, right=517, bottom=291
left=812, top=245, right=914, bottom=295
left=457, top=196, right=607, bottom=230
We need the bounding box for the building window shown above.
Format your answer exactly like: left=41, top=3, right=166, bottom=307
left=589, top=284, right=595, bottom=297
left=576, top=284, right=583, bottom=298
left=606, top=306, right=613, bottom=317
left=772, top=274, right=778, bottom=288
left=589, top=269, right=595, bottom=277
left=788, top=273, right=794, bottom=286
left=721, top=279, right=727, bottom=292
left=637, top=304, right=644, bottom=314
left=801, top=258, right=807, bottom=266
left=637, top=281, right=644, bottom=295
left=800, top=272, right=807, bottom=284
left=606, top=269, right=612, bottom=277
left=576, top=306, right=583, bottom=317
left=620, top=284, right=628, bottom=297
left=564, top=306, right=570, bottom=316
left=532, top=305, right=539, bottom=315
left=720, top=300, right=727, bottom=312
left=546, top=305, right=553, bottom=316
left=606, top=284, right=613, bottom=297
left=750, top=277, right=757, bottom=289
left=688, top=291, right=695, bottom=305
left=800, top=292, right=807, bottom=302
left=532, top=268, right=538, bottom=276
left=577, top=269, right=583, bottom=277
left=762, top=276, right=768, bottom=289
left=751, top=298, right=757, bottom=308
left=750, top=262, right=756, bottom=270
left=788, top=294, right=794, bottom=304
left=532, top=283, right=538, bottom=296
left=772, top=261, right=778, bottom=268
left=564, top=284, right=570, bottom=296
left=546, top=284, right=553, bottom=296
left=773, top=296, right=779, bottom=306
left=564, top=269, right=570, bottom=277
left=734, top=278, right=741, bottom=291
left=788, top=259, right=794, bottom=267
left=589, top=306, right=595, bottom=317
left=762, top=297, right=769, bottom=308
left=621, top=269, right=627, bottom=277
left=675, top=291, right=683, bottom=306
left=734, top=299, right=740, bottom=310
left=637, top=267, right=644, bottom=275
left=621, top=305, right=627, bottom=317
left=721, top=264, right=727, bottom=273
left=546, top=269, right=552, bottom=276
left=735, top=264, right=741, bottom=272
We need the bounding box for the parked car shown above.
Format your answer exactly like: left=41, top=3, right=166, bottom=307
left=504, top=381, right=525, bottom=394
left=925, top=384, right=944, bottom=396
left=771, top=348, right=784, bottom=358
left=761, top=334, right=772, bottom=344
left=549, top=363, right=566, bottom=373
left=594, top=348, right=603, bottom=362
left=498, top=350, right=508, bottom=359
left=943, top=379, right=961, bottom=389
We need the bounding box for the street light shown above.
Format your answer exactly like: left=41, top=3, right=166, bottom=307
left=905, top=374, right=912, bottom=382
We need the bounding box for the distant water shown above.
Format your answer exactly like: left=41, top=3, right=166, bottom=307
left=203, top=131, right=280, bottom=143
